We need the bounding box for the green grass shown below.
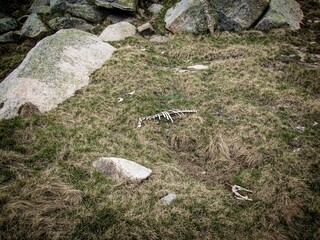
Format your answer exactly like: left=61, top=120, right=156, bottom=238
left=0, top=30, right=319, bottom=239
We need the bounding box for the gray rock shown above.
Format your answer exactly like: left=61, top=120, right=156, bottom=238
left=28, top=0, right=50, bottom=13
left=95, top=0, right=138, bottom=12
left=99, top=22, right=136, bottom=41
left=161, top=193, right=177, bottom=205
left=0, top=18, right=18, bottom=34
left=107, top=14, right=135, bottom=24
left=0, top=31, right=20, bottom=43
left=137, top=22, right=154, bottom=36
left=66, top=3, right=106, bottom=23
left=165, top=0, right=208, bottom=34
left=93, top=157, right=152, bottom=181
left=213, top=0, right=270, bottom=31
left=255, top=0, right=303, bottom=31
left=21, top=13, right=49, bottom=38
left=149, top=35, right=170, bottom=43
left=50, top=0, right=67, bottom=13
left=148, top=4, right=164, bottom=15
left=48, top=16, right=94, bottom=31
left=0, top=29, right=115, bottom=119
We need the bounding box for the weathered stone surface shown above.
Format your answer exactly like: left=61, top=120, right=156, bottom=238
left=95, top=0, right=138, bottom=12
left=255, top=0, right=303, bottom=31
left=48, top=16, right=94, bottom=31
left=165, top=0, right=207, bottom=34
left=107, top=14, right=135, bottom=24
left=149, top=35, right=170, bottom=43
left=0, top=31, right=20, bottom=43
left=213, top=0, right=269, bottom=31
left=161, top=193, right=177, bottom=205
left=99, top=22, right=136, bottom=41
left=0, top=18, right=18, bottom=34
left=0, top=29, right=116, bottom=119
left=21, top=13, right=49, bottom=38
left=66, top=3, right=106, bottom=23
left=148, top=3, right=164, bottom=15
left=50, top=0, right=67, bottom=13
left=137, top=22, right=154, bottom=35
left=28, top=0, right=50, bottom=13
left=93, top=157, right=152, bottom=181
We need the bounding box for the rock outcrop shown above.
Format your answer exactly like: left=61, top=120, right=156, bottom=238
left=255, top=0, right=304, bottom=31
left=95, top=0, right=138, bottom=12
left=213, top=0, right=269, bottom=31
left=93, top=157, right=152, bottom=181
left=165, top=0, right=208, bottom=34
left=165, top=0, right=303, bottom=33
left=0, top=18, right=18, bottom=34
left=0, top=29, right=116, bottom=119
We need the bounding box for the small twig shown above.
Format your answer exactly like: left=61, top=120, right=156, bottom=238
left=137, top=109, right=197, bottom=128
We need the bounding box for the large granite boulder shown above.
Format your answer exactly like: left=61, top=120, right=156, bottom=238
left=165, top=0, right=208, bottom=34
left=99, top=22, right=136, bottom=41
left=93, top=157, right=152, bottom=181
left=66, top=3, right=106, bottom=23
left=213, top=0, right=270, bottom=31
left=21, top=13, right=49, bottom=39
left=94, top=0, right=138, bottom=12
left=0, top=18, right=18, bottom=34
left=255, top=0, right=303, bottom=31
left=0, top=29, right=116, bottom=119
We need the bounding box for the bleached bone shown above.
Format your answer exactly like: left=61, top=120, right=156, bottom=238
left=117, top=97, right=124, bottom=103
left=137, top=109, right=197, bottom=128
left=232, top=185, right=253, bottom=201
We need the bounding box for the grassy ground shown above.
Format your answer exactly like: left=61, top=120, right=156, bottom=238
left=1, top=1, right=320, bottom=239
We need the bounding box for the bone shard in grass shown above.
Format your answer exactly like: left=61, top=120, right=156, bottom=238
left=231, top=185, right=253, bottom=201
left=137, top=109, right=197, bottom=128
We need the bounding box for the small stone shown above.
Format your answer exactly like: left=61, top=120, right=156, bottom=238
left=187, top=65, right=209, bottom=70
left=137, top=22, right=154, bottom=36
left=148, top=4, right=164, bottom=15
left=107, top=14, right=135, bottom=24
left=0, top=31, right=20, bottom=43
left=150, top=35, right=170, bottom=43
left=161, top=193, right=177, bottom=205
left=66, top=3, right=106, bottom=23
left=0, top=18, right=18, bottom=34
left=28, top=0, right=50, bottom=13
left=93, top=157, right=152, bottom=181
left=99, top=22, right=136, bottom=42
left=48, top=16, right=94, bottom=31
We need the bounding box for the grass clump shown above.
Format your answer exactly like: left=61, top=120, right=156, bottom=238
left=0, top=30, right=319, bottom=239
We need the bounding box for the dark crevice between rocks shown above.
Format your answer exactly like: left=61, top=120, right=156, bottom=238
left=250, top=5, right=270, bottom=29
left=0, top=102, right=4, bottom=110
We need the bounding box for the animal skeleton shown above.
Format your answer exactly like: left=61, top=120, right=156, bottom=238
left=137, top=109, right=197, bottom=128
left=231, top=185, right=253, bottom=201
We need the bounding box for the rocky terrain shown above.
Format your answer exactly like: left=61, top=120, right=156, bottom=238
left=0, top=0, right=319, bottom=239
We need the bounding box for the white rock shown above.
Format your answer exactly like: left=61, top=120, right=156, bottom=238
left=187, top=64, right=209, bottom=70
left=148, top=4, right=164, bottom=15
left=99, top=22, right=136, bottom=42
left=93, top=157, right=152, bottom=181
left=0, top=29, right=116, bottom=119
left=161, top=193, right=177, bottom=205
left=150, top=35, right=170, bottom=43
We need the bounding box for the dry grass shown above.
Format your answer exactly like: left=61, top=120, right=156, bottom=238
left=0, top=29, right=319, bottom=239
